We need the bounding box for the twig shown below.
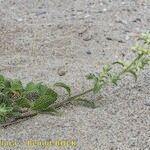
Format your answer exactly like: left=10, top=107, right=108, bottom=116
left=52, top=89, right=93, bottom=108
left=1, top=112, right=38, bottom=128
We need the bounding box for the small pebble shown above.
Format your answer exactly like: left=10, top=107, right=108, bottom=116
left=98, top=10, right=103, bottom=13
left=84, top=14, right=91, bottom=18
left=36, top=11, right=46, bottom=16
left=133, top=18, right=141, bottom=22
left=57, top=24, right=64, bottom=29
left=86, top=51, right=91, bottom=55
left=103, top=8, right=107, bottom=12
left=83, top=34, right=93, bottom=41
left=117, top=40, right=125, bottom=43
left=15, top=18, right=23, bottom=22
left=125, top=35, right=130, bottom=40
left=115, top=17, right=128, bottom=25
left=58, top=67, right=66, bottom=76
left=106, top=37, right=113, bottom=40
left=144, top=99, right=150, bottom=106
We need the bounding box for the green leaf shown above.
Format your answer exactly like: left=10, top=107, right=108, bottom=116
left=0, top=75, right=5, bottom=91
left=10, top=79, right=23, bottom=92
left=0, top=103, right=14, bottom=123
left=45, top=88, right=58, bottom=98
left=112, top=60, right=125, bottom=67
left=25, top=82, right=57, bottom=98
left=127, top=70, right=137, bottom=81
left=0, top=75, right=5, bottom=83
left=32, top=95, right=57, bottom=111
left=141, top=33, right=150, bottom=45
left=93, top=80, right=103, bottom=93
left=25, top=82, right=40, bottom=93
left=54, top=82, right=71, bottom=96
left=74, top=98, right=96, bottom=108
left=4, top=79, right=11, bottom=88
left=0, top=84, right=5, bottom=92
left=86, top=74, right=96, bottom=80
left=38, top=84, right=49, bottom=95
left=15, top=97, right=32, bottom=108
left=111, top=74, right=121, bottom=86
left=141, top=57, right=150, bottom=66
left=103, top=64, right=112, bottom=72
left=38, top=84, right=57, bottom=98
left=0, top=92, right=8, bottom=104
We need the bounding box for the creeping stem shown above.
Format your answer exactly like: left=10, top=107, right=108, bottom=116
left=52, top=53, right=145, bottom=109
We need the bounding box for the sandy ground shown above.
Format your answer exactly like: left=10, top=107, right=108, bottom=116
left=0, top=0, right=150, bottom=149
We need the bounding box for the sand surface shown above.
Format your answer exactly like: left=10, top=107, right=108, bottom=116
left=0, top=0, right=150, bottom=149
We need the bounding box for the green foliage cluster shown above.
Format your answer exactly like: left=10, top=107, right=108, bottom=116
left=0, top=33, right=149, bottom=124
left=0, top=77, right=58, bottom=122
left=86, top=33, right=150, bottom=93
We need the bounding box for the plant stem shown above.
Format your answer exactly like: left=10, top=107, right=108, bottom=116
left=53, top=89, right=93, bottom=108
left=52, top=54, right=144, bottom=109
left=119, top=54, right=142, bottom=76
left=1, top=112, right=37, bottom=128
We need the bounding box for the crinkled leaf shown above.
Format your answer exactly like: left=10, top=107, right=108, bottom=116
left=10, top=79, right=23, bottom=92
left=0, top=75, right=5, bottom=91
left=4, top=79, right=11, bottom=88
left=111, top=75, right=121, bottom=86
left=103, top=64, right=112, bottom=72
left=54, top=82, right=71, bottom=96
left=0, top=84, right=5, bottom=92
left=93, top=79, right=103, bottom=93
left=38, top=84, right=49, bottom=95
left=0, top=92, right=8, bottom=104
left=32, top=95, right=57, bottom=111
left=15, top=97, right=32, bottom=108
left=0, top=103, right=14, bottom=123
left=25, top=82, right=40, bottom=93
left=141, top=57, right=150, bottom=66
left=24, top=91, right=39, bottom=101
left=86, top=74, right=96, bottom=80
left=25, top=82, right=57, bottom=97
left=141, top=33, right=150, bottom=44
left=0, top=75, right=5, bottom=83
left=45, top=88, right=58, bottom=99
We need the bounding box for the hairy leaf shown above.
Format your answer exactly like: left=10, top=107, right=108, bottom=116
left=93, top=79, right=103, bottom=93
left=45, top=88, right=58, bottom=99
left=25, top=82, right=57, bottom=97
left=111, top=74, right=121, bottom=85
left=0, top=103, right=14, bottom=123
left=10, top=79, right=23, bottom=92
left=15, top=97, right=32, bottom=108
left=54, top=82, right=71, bottom=96
left=141, top=33, right=150, bottom=44
left=25, top=82, right=40, bottom=93
left=4, top=79, right=11, bottom=88
left=0, top=92, right=8, bottom=104
left=0, top=75, right=5, bottom=83
left=32, top=95, right=57, bottom=111
left=103, top=64, right=112, bottom=72
left=86, top=74, right=96, bottom=80
left=38, top=84, right=49, bottom=95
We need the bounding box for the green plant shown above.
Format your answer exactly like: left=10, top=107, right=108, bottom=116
left=0, top=33, right=150, bottom=126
